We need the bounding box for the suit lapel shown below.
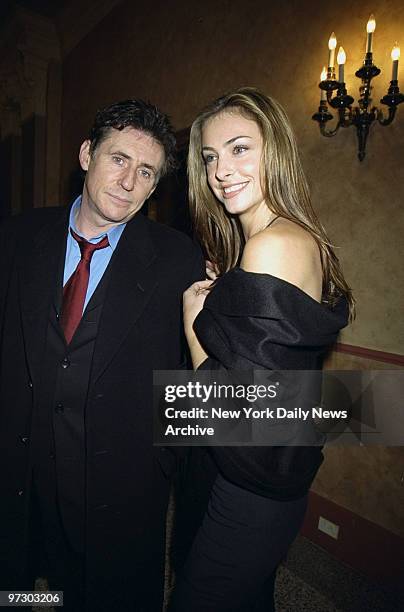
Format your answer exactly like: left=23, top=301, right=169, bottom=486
left=19, top=207, right=69, bottom=383
left=90, top=212, right=158, bottom=384
left=19, top=207, right=159, bottom=385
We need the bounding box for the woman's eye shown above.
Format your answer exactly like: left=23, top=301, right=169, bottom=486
left=203, top=154, right=216, bottom=164
left=233, top=145, right=247, bottom=155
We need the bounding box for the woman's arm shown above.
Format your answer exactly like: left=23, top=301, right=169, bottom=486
left=183, top=279, right=213, bottom=370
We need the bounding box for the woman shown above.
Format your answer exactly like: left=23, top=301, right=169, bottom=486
left=170, top=88, right=353, bottom=611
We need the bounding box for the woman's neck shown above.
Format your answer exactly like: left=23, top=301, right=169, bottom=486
left=240, top=203, right=276, bottom=241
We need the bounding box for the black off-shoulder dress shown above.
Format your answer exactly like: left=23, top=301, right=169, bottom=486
left=170, top=269, right=349, bottom=612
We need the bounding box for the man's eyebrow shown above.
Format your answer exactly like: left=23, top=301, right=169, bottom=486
left=141, top=163, right=158, bottom=174
left=111, top=150, right=158, bottom=173
left=202, top=135, right=252, bottom=151
left=112, top=150, right=132, bottom=160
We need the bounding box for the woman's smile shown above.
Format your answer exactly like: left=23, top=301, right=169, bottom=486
left=221, top=181, right=249, bottom=198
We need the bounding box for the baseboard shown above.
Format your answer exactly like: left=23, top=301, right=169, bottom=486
left=301, top=491, right=404, bottom=591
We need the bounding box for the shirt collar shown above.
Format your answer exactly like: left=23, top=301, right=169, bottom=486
left=69, top=195, right=126, bottom=251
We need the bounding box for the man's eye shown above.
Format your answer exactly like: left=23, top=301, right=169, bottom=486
left=139, top=169, right=152, bottom=179
left=233, top=145, right=247, bottom=155
left=112, top=156, right=124, bottom=165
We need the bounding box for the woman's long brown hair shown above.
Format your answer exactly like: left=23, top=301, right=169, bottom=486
left=188, top=87, right=355, bottom=319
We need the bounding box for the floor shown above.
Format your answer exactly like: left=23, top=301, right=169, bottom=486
left=274, top=536, right=402, bottom=612
left=32, top=535, right=402, bottom=611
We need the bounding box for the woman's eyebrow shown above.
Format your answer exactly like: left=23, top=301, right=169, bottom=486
left=224, top=135, right=252, bottom=145
left=202, top=135, right=252, bottom=151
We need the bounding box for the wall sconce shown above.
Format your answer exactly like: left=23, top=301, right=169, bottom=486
left=312, top=15, right=404, bottom=161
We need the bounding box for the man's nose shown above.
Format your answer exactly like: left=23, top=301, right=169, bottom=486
left=119, top=168, right=136, bottom=191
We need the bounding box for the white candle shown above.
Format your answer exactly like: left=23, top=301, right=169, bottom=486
left=337, top=47, right=346, bottom=83
left=320, top=67, right=327, bottom=101
left=391, top=45, right=400, bottom=81
left=328, top=32, right=337, bottom=68
left=366, top=15, right=376, bottom=54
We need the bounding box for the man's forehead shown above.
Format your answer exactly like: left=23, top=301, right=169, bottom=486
left=104, top=127, right=163, bottom=150
left=99, top=127, right=165, bottom=166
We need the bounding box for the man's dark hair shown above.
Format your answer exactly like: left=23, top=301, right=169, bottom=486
left=89, top=99, right=177, bottom=177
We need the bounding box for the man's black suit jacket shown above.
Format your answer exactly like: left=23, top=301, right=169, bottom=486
left=0, top=204, right=204, bottom=611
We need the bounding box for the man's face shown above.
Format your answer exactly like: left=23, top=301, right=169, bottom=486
left=79, top=127, right=165, bottom=229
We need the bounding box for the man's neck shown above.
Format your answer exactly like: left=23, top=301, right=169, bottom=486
left=75, top=204, right=117, bottom=240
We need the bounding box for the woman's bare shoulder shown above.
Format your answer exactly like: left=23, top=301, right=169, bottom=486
left=241, top=218, right=322, bottom=299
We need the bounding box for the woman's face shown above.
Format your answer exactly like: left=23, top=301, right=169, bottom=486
left=201, top=110, right=265, bottom=218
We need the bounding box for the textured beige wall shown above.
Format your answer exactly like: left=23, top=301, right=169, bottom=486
left=315, top=445, right=404, bottom=537
left=321, top=351, right=404, bottom=537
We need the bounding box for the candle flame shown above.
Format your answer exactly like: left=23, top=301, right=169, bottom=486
left=328, top=32, right=337, bottom=50
left=320, top=66, right=327, bottom=81
left=391, top=44, right=400, bottom=61
left=367, top=15, right=376, bottom=33
left=337, top=47, right=346, bottom=65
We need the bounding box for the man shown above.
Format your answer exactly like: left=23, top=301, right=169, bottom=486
left=0, top=100, right=204, bottom=611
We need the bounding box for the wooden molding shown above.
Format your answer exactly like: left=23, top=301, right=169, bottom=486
left=336, top=343, right=404, bottom=366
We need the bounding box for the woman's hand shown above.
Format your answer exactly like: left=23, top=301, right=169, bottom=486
left=183, top=279, right=213, bottom=370
left=183, top=279, right=213, bottom=340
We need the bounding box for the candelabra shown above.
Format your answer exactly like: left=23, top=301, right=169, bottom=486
left=312, top=16, right=403, bottom=161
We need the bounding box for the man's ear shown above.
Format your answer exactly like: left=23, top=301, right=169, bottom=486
left=79, top=140, right=92, bottom=171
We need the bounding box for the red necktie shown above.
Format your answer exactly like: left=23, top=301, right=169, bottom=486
left=61, top=229, right=109, bottom=344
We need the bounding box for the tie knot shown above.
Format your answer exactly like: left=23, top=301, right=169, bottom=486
left=71, top=229, right=109, bottom=262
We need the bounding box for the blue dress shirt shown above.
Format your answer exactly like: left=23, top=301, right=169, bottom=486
left=63, top=196, right=126, bottom=312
